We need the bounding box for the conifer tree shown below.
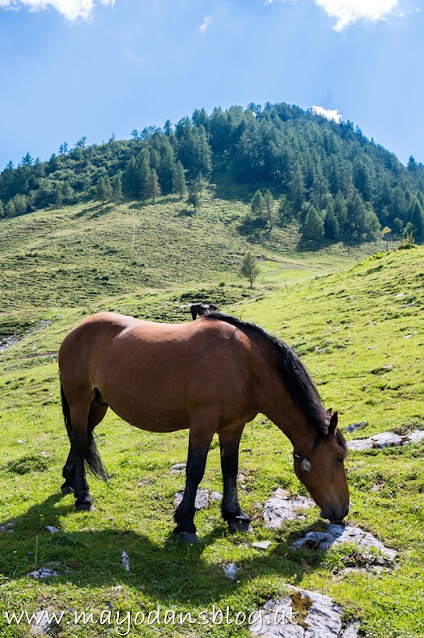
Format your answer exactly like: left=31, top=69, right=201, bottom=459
left=143, top=169, right=161, bottom=203
left=251, top=190, right=263, bottom=218
left=172, top=161, right=187, bottom=199
left=324, top=204, right=339, bottom=239
left=409, top=198, right=424, bottom=241
left=188, top=173, right=204, bottom=213
left=302, top=205, right=324, bottom=240
left=97, top=175, right=112, bottom=202
left=263, top=190, right=274, bottom=230
left=112, top=172, right=123, bottom=203
left=288, top=164, right=306, bottom=212
left=123, top=156, right=143, bottom=198
left=0, top=200, right=4, bottom=218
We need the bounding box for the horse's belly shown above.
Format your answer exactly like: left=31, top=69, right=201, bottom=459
left=109, top=401, right=189, bottom=433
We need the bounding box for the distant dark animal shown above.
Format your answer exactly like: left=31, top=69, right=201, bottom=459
left=58, top=311, right=349, bottom=543
left=190, top=303, right=219, bottom=320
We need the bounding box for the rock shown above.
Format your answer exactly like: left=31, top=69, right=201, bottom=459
left=253, top=541, right=272, bottom=550
left=28, top=566, right=59, bottom=579
left=121, top=551, right=130, bottom=572
left=348, top=429, right=424, bottom=451
left=404, top=430, right=424, bottom=445
left=224, top=563, right=238, bottom=580
left=0, top=523, right=14, bottom=534
left=344, top=421, right=367, bottom=433
left=263, top=489, right=314, bottom=529
left=291, top=523, right=397, bottom=560
left=45, top=526, right=59, bottom=534
left=30, top=608, right=59, bottom=636
left=170, top=462, right=186, bottom=473
left=174, top=488, right=221, bottom=510
left=209, top=490, right=223, bottom=503
left=250, top=587, right=359, bottom=637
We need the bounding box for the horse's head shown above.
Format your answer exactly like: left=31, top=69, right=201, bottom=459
left=293, top=411, right=349, bottom=522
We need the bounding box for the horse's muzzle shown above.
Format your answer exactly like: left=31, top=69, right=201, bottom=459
left=320, top=505, right=349, bottom=522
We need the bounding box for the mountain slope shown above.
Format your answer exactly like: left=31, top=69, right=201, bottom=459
left=0, top=246, right=423, bottom=638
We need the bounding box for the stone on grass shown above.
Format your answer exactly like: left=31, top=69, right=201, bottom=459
left=224, top=563, right=238, bottom=580
left=174, top=488, right=222, bottom=510
left=263, top=489, right=314, bottom=529
left=170, top=462, right=186, bottom=473
left=28, top=566, right=59, bottom=579
left=0, top=523, right=14, bottom=534
left=348, top=429, right=424, bottom=451
left=250, top=587, right=359, bottom=637
left=291, top=523, right=397, bottom=561
left=45, top=526, right=59, bottom=534
left=253, top=541, right=272, bottom=550
left=121, top=551, right=130, bottom=572
left=344, top=421, right=366, bottom=433
left=30, top=608, right=58, bottom=636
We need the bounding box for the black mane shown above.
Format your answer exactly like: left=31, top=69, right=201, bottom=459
left=204, top=312, right=346, bottom=449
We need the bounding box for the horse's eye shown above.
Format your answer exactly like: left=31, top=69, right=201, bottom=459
left=336, top=457, right=344, bottom=465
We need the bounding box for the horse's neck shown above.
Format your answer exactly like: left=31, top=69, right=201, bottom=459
left=254, top=350, right=316, bottom=456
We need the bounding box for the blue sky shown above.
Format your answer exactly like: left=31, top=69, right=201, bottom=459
left=0, top=0, right=423, bottom=168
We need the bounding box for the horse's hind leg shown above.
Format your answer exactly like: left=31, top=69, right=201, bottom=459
left=61, top=400, right=108, bottom=495
left=61, top=450, right=76, bottom=495
left=219, top=426, right=251, bottom=532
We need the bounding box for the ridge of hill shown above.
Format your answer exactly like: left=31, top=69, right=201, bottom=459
left=1, top=101, right=424, bottom=245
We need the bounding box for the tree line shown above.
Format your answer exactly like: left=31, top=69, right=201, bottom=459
left=1, top=102, right=423, bottom=242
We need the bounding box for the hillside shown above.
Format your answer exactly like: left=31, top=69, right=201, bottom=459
left=1, top=102, right=424, bottom=245
left=0, top=245, right=423, bottom=637
left=0, top=196, right=380, bottom=345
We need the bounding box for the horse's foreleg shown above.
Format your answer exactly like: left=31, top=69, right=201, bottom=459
left=219, top=426, right=250, bottom=532
left=174, top=414, right=215, bottom=543
left=67, top=398, right=94, bottom=511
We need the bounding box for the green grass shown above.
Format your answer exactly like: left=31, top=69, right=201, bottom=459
left=0, top=198, right=421, bottom=637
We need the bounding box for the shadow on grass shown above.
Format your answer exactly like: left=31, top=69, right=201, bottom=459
left=0, top=494, right=330, bottom=606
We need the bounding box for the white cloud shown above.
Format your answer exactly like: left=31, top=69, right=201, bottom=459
left=200, top=15, right=213, bottom=33
left=0, top=0, right=114, bottom=22
left=311, top=105, right=342, bottom=123
left=264, top=0, right=409, bottom=30
left=314, top=0, right=401, bottom=31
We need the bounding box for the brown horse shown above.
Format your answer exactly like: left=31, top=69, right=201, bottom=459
left=59, top=312, right=349, bottom=542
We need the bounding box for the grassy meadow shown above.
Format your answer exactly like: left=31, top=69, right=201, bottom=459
left=0, top=195, right=422, bottom=638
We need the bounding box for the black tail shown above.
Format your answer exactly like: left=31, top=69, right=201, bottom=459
left=60, top=383, right=109, bottom=481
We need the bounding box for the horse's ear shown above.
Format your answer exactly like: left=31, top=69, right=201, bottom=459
left=329, top=411, right=338, bottom=434
left=326, top=408, right=333, bottom=418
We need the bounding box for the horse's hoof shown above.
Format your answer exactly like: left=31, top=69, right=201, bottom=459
left=174, top=532, right=199, bottom=544
left=61, top=482, right=74, bottom=495
left=75, top=502, right=94, bottom=512
left=75, top=494, right=94, bottom=512
left=228, top=515, right=251, bottom=533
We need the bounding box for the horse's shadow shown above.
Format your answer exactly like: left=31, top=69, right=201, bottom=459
left=0, top=494, right=330, bottom=606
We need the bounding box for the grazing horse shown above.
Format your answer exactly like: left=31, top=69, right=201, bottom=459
left=190, top=303, right=219, bottom=320
left=58, top=312, right=349, bottom=542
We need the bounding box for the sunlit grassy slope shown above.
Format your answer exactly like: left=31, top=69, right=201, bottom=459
left=0, top=198, right=422, bottom=637
left=0, top=193, right=380, bottom=340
